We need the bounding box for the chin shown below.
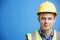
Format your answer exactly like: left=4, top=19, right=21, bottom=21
left=42, top=28, right=51, bottom=31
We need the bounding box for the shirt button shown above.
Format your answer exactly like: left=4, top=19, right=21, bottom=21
left=47, top=39, right=49, bottom=40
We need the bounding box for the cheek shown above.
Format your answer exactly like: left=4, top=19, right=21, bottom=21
left=40, top=20, right=45, bottom=24
left=49, top=20, right=55, bottom=25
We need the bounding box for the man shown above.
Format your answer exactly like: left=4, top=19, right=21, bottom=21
left=26, top=1, right=60, bottom=40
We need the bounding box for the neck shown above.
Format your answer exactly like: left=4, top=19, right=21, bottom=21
left=41, top=28, right=52, bottom=38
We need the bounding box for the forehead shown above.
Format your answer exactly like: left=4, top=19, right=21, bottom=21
left=39, top=13, right=54, bottom=18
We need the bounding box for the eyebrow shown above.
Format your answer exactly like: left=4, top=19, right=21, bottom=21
left=41, top=16, right=52, bottom=19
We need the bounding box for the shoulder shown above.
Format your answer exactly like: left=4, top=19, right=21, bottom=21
left=56, top=30, right=60, bottom=34
left=25, top=30, right=38, bottom=40
left=55, top=30, right=60, bottom=40
left=26, top=30, right=38, bottom=35
left=54, top=30, right=60, bottom=35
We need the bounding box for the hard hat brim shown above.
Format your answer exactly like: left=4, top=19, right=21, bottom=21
left=37, top=12, right=57, bottom=16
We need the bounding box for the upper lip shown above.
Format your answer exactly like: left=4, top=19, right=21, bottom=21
left=44, top=24, right=49, bottom=26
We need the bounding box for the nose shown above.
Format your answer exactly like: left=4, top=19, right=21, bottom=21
left=45, top=19, right=48, bottom=24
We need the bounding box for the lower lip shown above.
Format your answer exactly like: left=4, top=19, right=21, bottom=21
left=44, top=25, right=48, bottom=27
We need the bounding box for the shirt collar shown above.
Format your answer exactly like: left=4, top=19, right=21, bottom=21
left=38, top=29, right=54, bottom=37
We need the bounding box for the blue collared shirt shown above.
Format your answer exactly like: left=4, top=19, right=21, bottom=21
left=38, top=29, right=54, bottom=40
left=25, top=29, right=54, bottom=40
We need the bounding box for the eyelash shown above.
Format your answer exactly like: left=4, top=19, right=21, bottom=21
left=41, top=18, right=52, bottom=20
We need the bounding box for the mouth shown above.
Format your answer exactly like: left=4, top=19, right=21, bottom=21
left=44, top=25, right=49, bottom=27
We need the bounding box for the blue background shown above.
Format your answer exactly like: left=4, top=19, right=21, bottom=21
left=1, top=0, right=60, bottom=40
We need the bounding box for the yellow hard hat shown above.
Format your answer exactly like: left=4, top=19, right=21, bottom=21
left=37, top=1, right=57, bottom=16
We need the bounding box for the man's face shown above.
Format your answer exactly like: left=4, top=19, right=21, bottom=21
left=38, top=13, right=56, bottom=31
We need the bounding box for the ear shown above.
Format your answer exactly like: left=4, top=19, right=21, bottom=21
left=38, top=16, right=40, bottom=22
left=54, top=18, right=56, bottom=23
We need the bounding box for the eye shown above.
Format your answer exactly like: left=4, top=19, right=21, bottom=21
left=48, top=18, right=52, bottom=20
left=41, top=17, right=45, bottom=20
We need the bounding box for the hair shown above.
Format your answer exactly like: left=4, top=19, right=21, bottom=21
left=37, top=12, right=56, bottom=18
